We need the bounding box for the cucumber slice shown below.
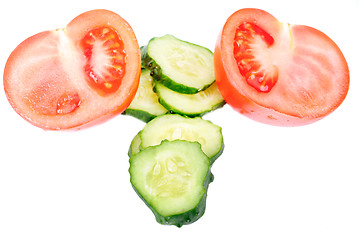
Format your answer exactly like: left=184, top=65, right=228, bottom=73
left=140, top=114, right=223, bottom=163
left=142, top=35, right=215, bottom=94
left=155, top=81, right=225, bottom=117
left=123, top=69, right=168, bottom=122
left=129, top=140, right=213, bottom=227
left=128, top=131, right=141, bottom=158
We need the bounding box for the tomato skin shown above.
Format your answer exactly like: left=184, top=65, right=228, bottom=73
left=4, top=9, right=141, bottom=130
left=214, top=8, right=350, bottom=126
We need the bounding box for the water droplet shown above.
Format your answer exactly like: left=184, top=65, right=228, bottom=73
left=56, top=92, right=81, bottom=115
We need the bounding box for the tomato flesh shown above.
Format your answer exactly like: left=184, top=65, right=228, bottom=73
left=214, top=8, right=350, bottom=126
left=81, top=27, right=126, bottom=95
left=25, top=80, right=81, bottom=116
left=4, top=10, right=141, bottom=130
left=56, top=92, right=81, bottom=115
left=233, top=22, right=278, bottom=93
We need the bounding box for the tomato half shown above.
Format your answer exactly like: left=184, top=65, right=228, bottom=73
left=3, top=9, right=141, bottom=130
left=214, top=8, right=350, bottom=126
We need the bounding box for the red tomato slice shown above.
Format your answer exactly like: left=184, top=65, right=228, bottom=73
left=3, top=9, right=141, bottom=130
left=214, top=8, right=350, bottom=126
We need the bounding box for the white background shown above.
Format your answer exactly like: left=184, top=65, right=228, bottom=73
left=1, top=0, right=359, bottom=239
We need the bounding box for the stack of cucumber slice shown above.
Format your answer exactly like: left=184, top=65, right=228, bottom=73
left=124, top=34, right=225, bottom=121
left=129, top=114, right=223, bottom=227
left=127, top=35, right=225, bottom=227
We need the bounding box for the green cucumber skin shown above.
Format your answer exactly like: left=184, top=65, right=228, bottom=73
left=154, top=83, right=226, bottom=118
left=209, top=141, right=224, bottom=164
left=140, top=48, right=147, bottom=69
left=141, top=41, right=212, bottom=94
left=130, top=165, right=214, bottom=228
left=123, top=109, right=159, bottom=123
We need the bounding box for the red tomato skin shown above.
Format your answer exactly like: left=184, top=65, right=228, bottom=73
left=3, top=9, right=141, bottom=130
left=214, top=8, right=350, bottom=126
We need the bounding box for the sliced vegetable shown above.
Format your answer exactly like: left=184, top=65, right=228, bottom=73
left=214, top=8, right=350, bottom=126
left=142, top=34, right=215, bottom=94
left=154, top=81, right=225, bottom=117
left=123, top=69, right=168, bottom=122
left=129, top=140, right=213, bottom=227
left=3, top=9, right=141, bottom=130
left=140, top=114, right=223, bottom=163
left=128, top=131, right=141, bottom=158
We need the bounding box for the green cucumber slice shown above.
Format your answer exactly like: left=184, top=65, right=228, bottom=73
left=155, top=81, right=225, bottom=117
left=128, top=131, right=141, bottom=158
left=140, top=114, right=223, bottom=163
left=123, top=69, right=168, bottom=122
left=142, top=35, right=215, bottom=94
left=129, top=140, right=213, bottom=227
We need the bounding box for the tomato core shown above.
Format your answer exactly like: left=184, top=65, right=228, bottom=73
left=233, top=22, right=278, bottom=93
left=81, top=27, right=126, bottom=95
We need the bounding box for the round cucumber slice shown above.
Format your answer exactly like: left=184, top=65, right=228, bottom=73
left=129, top=140, right=213, bottom=227
left=140, top=114, right=223, bottom=163
left=142, top=35, right=215, bottom=94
